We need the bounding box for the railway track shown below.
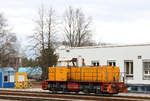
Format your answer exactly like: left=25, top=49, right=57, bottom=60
left=0, top=90, right=149, bottom=101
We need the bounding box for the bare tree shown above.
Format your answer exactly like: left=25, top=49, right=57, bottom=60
left=29, top=6, right=57, bottom=80
left=46, top=8, right=57, bottom=48
left=0, top=13, right=19, bottom=68
left=63, top=7, right=93, bottom=47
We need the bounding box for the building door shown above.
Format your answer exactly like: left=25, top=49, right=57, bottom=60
left=124, top=60, right=133, bottom=80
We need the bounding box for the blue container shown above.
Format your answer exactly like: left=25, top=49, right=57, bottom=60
left=0, top=72, right=2, bottom=88
left=3, top=71, right=15, bottom=88
left=0, top=68, right=15, bottom=88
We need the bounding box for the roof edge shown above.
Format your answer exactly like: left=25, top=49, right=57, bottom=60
left=58, top=43, right=150, bottom=50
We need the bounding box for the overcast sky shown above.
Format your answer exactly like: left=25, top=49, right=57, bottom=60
left=1, top=0, right=150, bottom=45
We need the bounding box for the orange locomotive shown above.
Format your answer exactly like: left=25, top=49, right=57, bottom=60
left=42, top=58, right=127, bottom=94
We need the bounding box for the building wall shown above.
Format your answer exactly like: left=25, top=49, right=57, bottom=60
left=57, top=45, right=150, bottom=85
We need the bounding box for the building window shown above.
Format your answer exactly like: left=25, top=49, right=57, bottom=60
left=143, top=59, right=150, bottom=80
left=66, top=50, right=70, bottom=52
left=124, top=60, right=133, bottom=80
left=91, top=60, right=99, bottom=66
left=107, top=60, right=116, bottom=66
left=138, top=56, right=142, bottom=59
left=4, top=75, right=8, bottom=82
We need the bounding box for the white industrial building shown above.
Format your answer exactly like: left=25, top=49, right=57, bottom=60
left=57, top=44, right=150, bottom=93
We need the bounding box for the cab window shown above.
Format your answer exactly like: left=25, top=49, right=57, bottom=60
left=57, top=62, right=67, bottom=67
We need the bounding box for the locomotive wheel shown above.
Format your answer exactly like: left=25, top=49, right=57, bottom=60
left=52, top=91, right=57, bottom=94
left=52, top=88, right=57, bottom=94
left=95, top=89, right=101, bottom=94
left=83, top=89, right=89, bottom=94
left=62, top=89, right=68, bottom=93
left=75, top=91, right=79, bottom=94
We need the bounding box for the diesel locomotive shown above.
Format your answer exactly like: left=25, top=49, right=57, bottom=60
left=42, top=58, right=127, bottom=94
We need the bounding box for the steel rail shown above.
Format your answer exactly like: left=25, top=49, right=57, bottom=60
left=0, top=90, right=149, bottom=101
